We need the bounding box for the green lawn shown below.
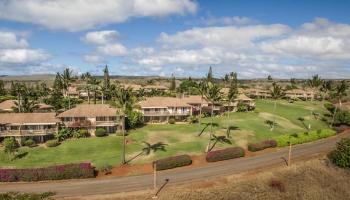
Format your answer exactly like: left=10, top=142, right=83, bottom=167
left=0, top=99, right=330, bottom=168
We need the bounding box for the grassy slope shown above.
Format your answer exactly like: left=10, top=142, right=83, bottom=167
left=0, top=100, right=329, bottom=168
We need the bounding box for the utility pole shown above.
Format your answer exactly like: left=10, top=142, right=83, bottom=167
left=288, top=141, right=292, bottom=167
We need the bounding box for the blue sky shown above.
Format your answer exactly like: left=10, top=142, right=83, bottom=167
left=0, top=0, right=349, bottom=78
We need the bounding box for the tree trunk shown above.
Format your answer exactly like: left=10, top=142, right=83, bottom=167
left=121, top=115, right=126, bottom=164
left=272, top=100, right=277, bottom=131
left=68, top=93, right=71, bottom=109
left=206, top=103, right=214, bottom=152
left=331, top=98, right=341, bottom=127
left=102, top=92, right=104, bottom=104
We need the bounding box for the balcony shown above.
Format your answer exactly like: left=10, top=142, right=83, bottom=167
left=64, top=120, right=119, bottom=128
left=143, top=111, right=190, bottom=116
left=0, top=128, right=57, bottom=137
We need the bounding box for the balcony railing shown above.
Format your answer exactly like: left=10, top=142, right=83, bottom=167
left=64, top=120, right=119, bottom=127
left=0, top=128, right=57, bottom=137
left=143, top=111, right=190, bottom=116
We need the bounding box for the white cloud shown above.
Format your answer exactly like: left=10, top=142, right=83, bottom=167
left=133, top=18, right=350, bottom=78
left=83, top=54, right=105, bottom=63
left=261, top=36, right=346, bottom=58
left=97, top=43, right=128, bottom=56
left=83, top=30, right=119, bottom=45
left=0, top=0, right=197, bottom=31
left=159, top=24, right=291, bottom=49
left=0, top=31, right=28, bottom=48
left=0, top=49, right=50, bottom=64
left=196, top=16, right=257, bottom=26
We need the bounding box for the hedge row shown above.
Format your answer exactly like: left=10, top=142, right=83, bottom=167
left=248, top=140, right=277, bottom=152
left=153, top=155, right=192, bottom=171
left=206, top=147, right=245, bottom=162
left=273, top=129, right=336, bottom=147
left=0, top=163, right=95, bottom=182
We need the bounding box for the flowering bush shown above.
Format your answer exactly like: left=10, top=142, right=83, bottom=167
left=206, top=147, right=245, bottom=162
left=0, top=163, right=95, bottom=182
left=154, top=155, right=192, bottom=171
left=248, top=139, right=277, bottom=152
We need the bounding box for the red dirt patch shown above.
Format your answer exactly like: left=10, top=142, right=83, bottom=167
left=97, top=163, right=153, bottom=178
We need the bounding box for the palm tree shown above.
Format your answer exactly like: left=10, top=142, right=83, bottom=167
left=60, top=68, right=74, bottom=109
left=126, top=142, right=167, bottom=164
left=227, top=72, right=238, bottom=116
left=12, top=83, right=25, bottom=113
left=307, top=74, right=323, bottom=100
left=114, top=86, right=137, bottom=164
left=203, top=81, right=222, bottom=152
left=331, top=80, right=348, bottom=127
left=320, top=80, right=333, bottom=101
left=88, top=77, right=100, bottom=104
left=208, top=134, right=232, bottom=152
left=196, top=81, right=207, bottom=125
left=12, top=87, right=39, bottom=113
left=270, top=82, right=285, bottom=131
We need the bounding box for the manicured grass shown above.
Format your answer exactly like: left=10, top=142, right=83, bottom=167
left=0, top=99, right=330, bottom=168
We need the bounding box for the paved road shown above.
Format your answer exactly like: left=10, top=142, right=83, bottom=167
left=0, top=131, right=349, bottom=197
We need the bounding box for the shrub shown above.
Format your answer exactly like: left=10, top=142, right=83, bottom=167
left=206, top=147, right=245, bottom=162
left=168, top=118, right=176, bottom=124
left=248, top=140, right=277, bottom=152
left=328, top=138, right=350, bottom=168
left=126, top=111, right=144, bottom=129
left=46, top=140, right=60, bottom=148
left=3, top=137, right=19, bottom=155
left=95, top=128, right=107, bottom=137
left=273, top=129, right=336, bottom=147
left=55, top=128, right=72, bottom=141
left=73, top=129, right=90, bottom=138
left=334, top=110, right=350, bottom=126
left=99, top=164, right=113, bottom=175
left=0, top=163, right=95, bottom=182
left=187, top=115, right=199, bottom=124
left=0, top=192, right=55, bottom=200
left=154, top=155, right=192, bottom=171
left=23, top=139, right=36, bottom=147
left=324, top=102, right=335, bottom=114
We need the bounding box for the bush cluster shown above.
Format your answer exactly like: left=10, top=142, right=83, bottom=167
left=168, top=118, right=176, bottom=124
left=45, top=140, right=60, bottom=148
left=95, top=128, right=107, bottom=137
left=154, top=155, right=192, bottom=171
left=248, top=139, right=277, bottom=152
left=73, top=129, right=90, bottom=138
left=23, top=139, right=36, bottom=147
left=0, top=163, right=95, bottom=182
left=328, top=138, right=350, bottom=168
left=273, top=129, right=336, bottom=147
left=206, top=147, right=245, bottom=162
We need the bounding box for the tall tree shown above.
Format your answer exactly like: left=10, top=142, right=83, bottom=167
left=169, top=74, right=176, bottom=91
left=207, top=66, right=213, bottom=82
left=102, top=65, right=111, bottom=101
left=331, top=80, right=348, bottom=127
left=114, top=86, right=137, bottom=164
left=196, top=81, right=207, bottom=125
left=203, top=81, right=222, bottom=152
left=60, top=68, right=74, bottom=109
left=307, top=74, right=323, bottom=100
left=227, top=72, right=238, bottom=115
left=270, top=82, right=285, bottom=131
left=13, top=86, right=39, bottom=113
left=88, top=77, right=100, bottom=104
left=320, top=80, right=333, bottom=101
left=12, top=82, right=25, bottom=113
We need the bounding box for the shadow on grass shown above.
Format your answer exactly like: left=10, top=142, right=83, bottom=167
left=198, top=122, right=219, bottom=137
